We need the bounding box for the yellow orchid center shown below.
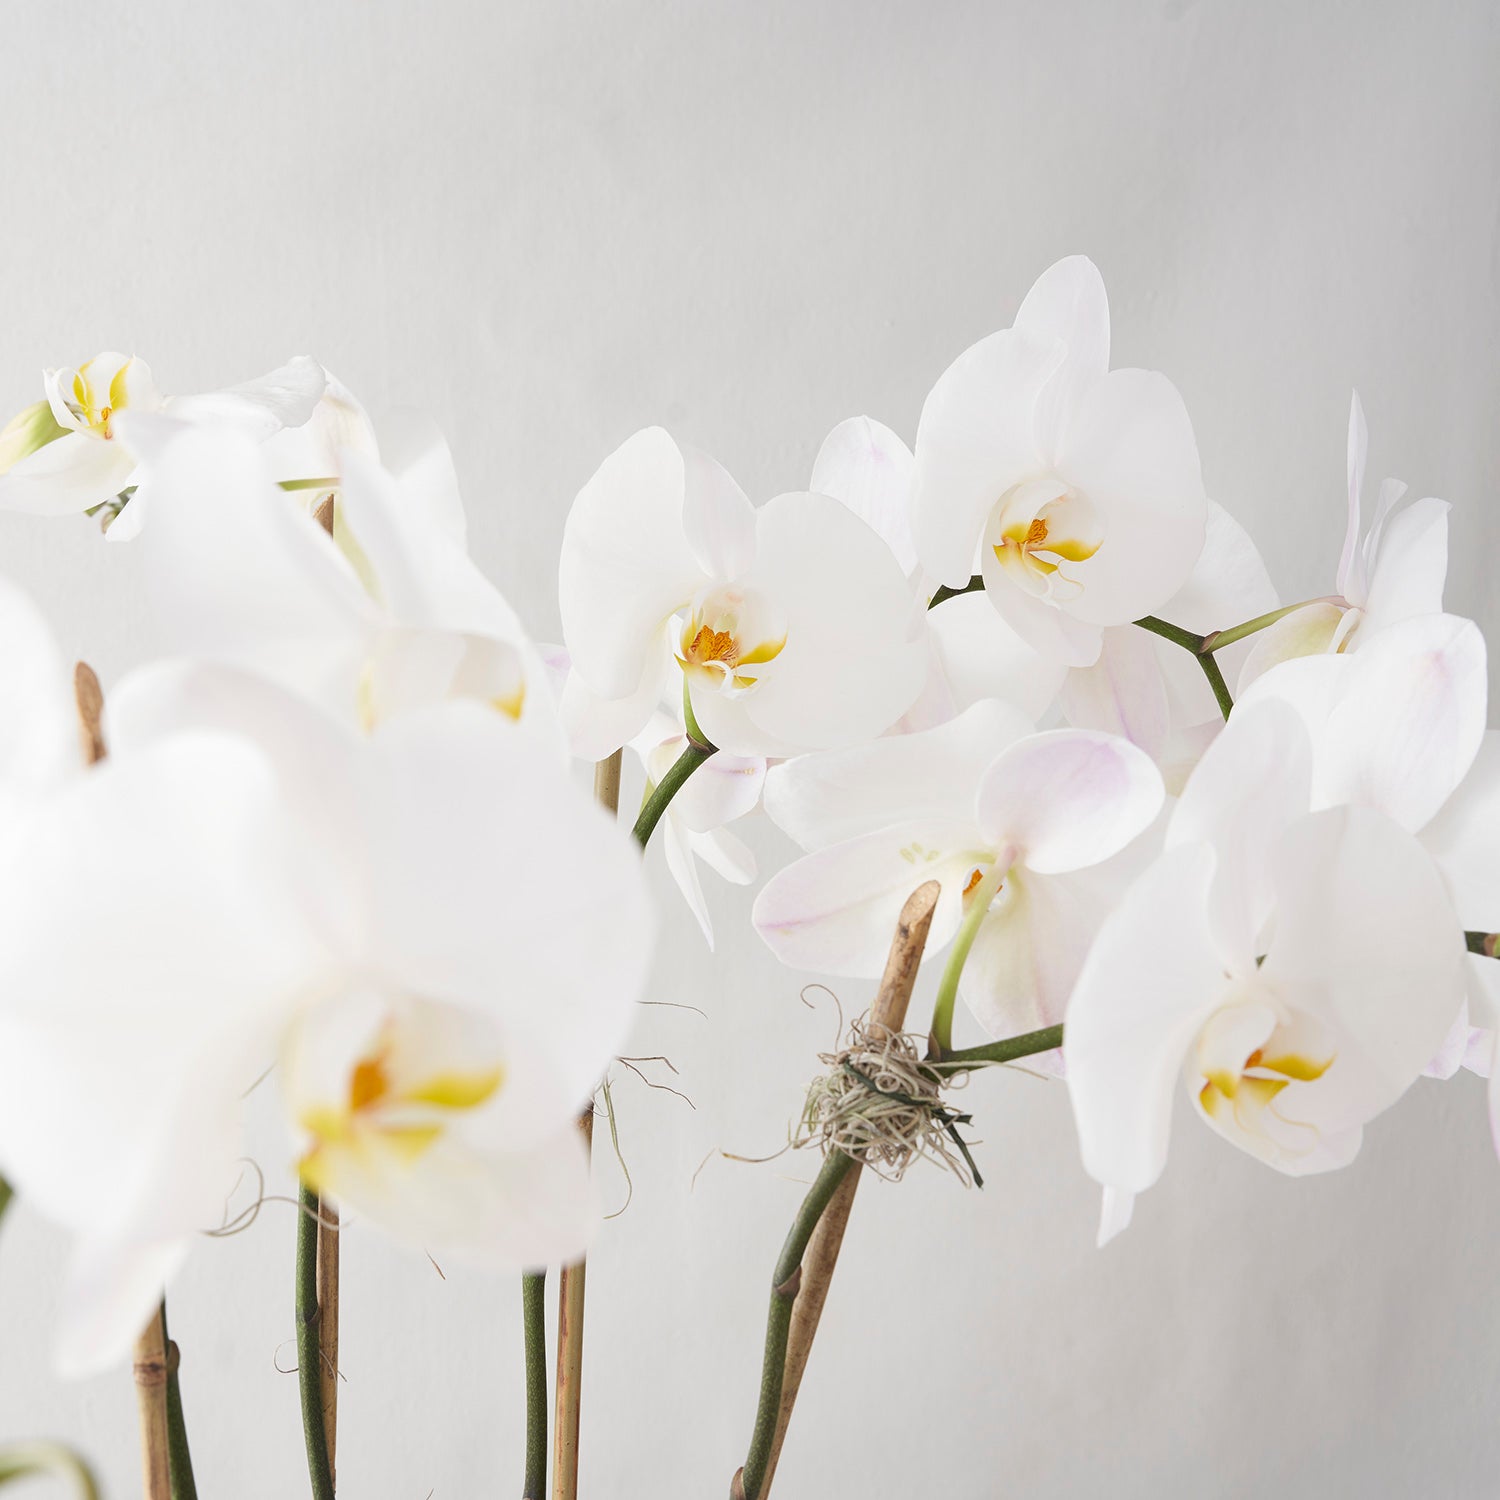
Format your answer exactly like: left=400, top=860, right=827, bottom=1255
left=61, top=356, right=142, bottom=440
left=989, top=478, right=1103, bottom=604
left=677, top=586, right=785, bottom=694
left=298, top=1028, right=505, bottom=1196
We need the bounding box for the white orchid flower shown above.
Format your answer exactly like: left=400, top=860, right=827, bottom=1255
left=628, top=710, right=765, bottom=948
left=558, top=427, right=927, bottom=759
left=1066, top=702, right=1465, bottom=1244
left=0, top=352, right=326, bottom=528
left=812, top=415, right=1067, bottom=731
left=753, top=701, right=1163, bottom=1041
left=1238, top=393, right=1450, bottom=686
left=911, top=256, right=1208, bottom=669
left=1060, top=500, right=1279, bottom=791
left=0, top=659, right=651, bottom=1376
left=128, top=421, right=557, bottom=743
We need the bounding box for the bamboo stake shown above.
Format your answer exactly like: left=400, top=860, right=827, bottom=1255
left=552, top=749, right=623, bottom=1500
left=308, top=494, right=342, bottom=1490
left=133, top=1304, right=172, bottom=1500
left=733, top=879, right=939, bottom=1500
left=316, top=1203, right=340, bottom=1485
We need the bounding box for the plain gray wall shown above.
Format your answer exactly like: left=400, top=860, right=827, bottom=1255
left=2, top=2, right=1499, bottom=1496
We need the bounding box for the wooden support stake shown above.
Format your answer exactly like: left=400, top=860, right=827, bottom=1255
left=133, top=1304, right=172, bottom=1499
left=754, top=879, right=939, bottom=1499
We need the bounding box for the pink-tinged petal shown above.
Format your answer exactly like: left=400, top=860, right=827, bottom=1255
left=958, top=869, right=1095, bottom=1038
left=0, top=428, right=133, bottom=515
left=1167, top=700, right=1312, bottom=970
left=735, top=492, right=926, bottom=752
left=680, top=443, right=756, bottom=581
left=978, top=533, right=1105, bottom=667
left=763, top=699, right=1030, bottom=851
left=1359, top=495, right=1449, bottom=636
left=1013, top=255, right=1110, bottom=464
left=167, top=355, right=326, bottom=440
left=911, top=326, right=1059, bottom=587
left=1263, top=807, right=1466, bottom=1133
left=559, top=427, right=708, bottom=699
left=1065, top=843, right=1225, bottom=1196
left=1423, top=731, right=1500, bottom=929
left=1060, top=626, right=1171, bottom=763
left=1423, top=999, right=1474, bottom=1082
left=924, top=590, right=1068, bottom=722
left=1336, top=392, right=1368, bottom=602
left=976, top=729, right=1163, bottom=875
left=1056, top=369, right=1208, bottom=626
left=1318, top=613, right=1486, bottom=833
left=810, top=416, right=917, bottom=575
left=1236, top=602, right=1346, bottom=692
left=752, top=821, right=988, bottom=977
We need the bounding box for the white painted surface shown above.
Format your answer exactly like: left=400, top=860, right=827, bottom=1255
left=1, top=2, right=1498, bottom=1495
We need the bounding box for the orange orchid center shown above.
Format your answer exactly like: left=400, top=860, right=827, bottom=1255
left=677, top=587, right=786, bottom=694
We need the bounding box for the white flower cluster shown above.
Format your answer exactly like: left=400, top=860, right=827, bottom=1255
left=0, top=255, right=1490, bottom=1388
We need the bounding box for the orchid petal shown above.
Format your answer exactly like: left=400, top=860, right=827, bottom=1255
left=0, top=428, right=133, bottom=515
left=810, top=416, right=917, bottom=574
left=1013, top=255, right=1110, bottom=464
left=976, top=729, right=1163, bottom=874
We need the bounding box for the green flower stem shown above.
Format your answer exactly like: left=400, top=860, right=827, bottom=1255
left=1200, top=600, right=1331, bottom=654
left=632, top=689, right=718, bottom=850
left=1133, top=616, right=1234, bottom=721
left=295, top=1186, right=334, bottom=1500
left=159, top=1301, right=197, bottom=1500
left=931, top=1023, right=1065, bottom=1074
left=0, top=1173, right=11, bottom=1228
left=1466, top=931, right=1500, bottom=958
left=278, top=477, right=341, bottom=492
left=521, top=1271, right=548, bottom=1500
left=927, top=574, right=985, bottom=609
left=927, top=862, right=1007, bottom=1057
left=735, top=1149, right=857, bottom=1500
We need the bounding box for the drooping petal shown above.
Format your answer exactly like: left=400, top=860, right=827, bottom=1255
left=731, top=492, right=926, bottom=753
left=911, top=327, right=1059, bottom=587
left=1013, top=255, right=1110, bottom=465
left=559, top=428, right=709, bottom=699
left=763, top=698, right=1031, bottom=852
left=1065, top=843, right=1226, bottom=1197
left=810, top=416, right=917, bottom=575
left=1055, top=368, right=1208, bottom=626
left=976, top=729, right=1164, bottom=875
left=752, top=820, right=989, bottom=977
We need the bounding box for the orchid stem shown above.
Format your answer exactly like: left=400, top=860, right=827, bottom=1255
left=0, top=1173, right=11, bottom=1228
left=1133, top=616, right=1234, bottom=721
left=931, top=1023, right=1065, bottom=1073
left=295, top=1186, right=335, bottom=1500
left=632, top=712, right=716, bottom=850
left=927, top=862, right=1006, bottom=1057
left=926, top=574, right=984, bottom=609
left=1200, top=600, right=1330, bottom=654
left=734, top=1149, right=857, bottom=1500
left=522, top=1271, right=548, bottom=1499
left=278, top=477, right=341, bottom=492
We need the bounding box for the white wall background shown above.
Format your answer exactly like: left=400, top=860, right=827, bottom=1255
left=2, top=2, right=1499, bottom=1495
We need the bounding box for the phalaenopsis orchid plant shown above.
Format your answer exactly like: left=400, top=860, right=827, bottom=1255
left=0, top=257, right=1492, bottom=1499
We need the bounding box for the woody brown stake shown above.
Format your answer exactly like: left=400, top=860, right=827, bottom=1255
left=732, top=879, right=940, bottom=1500
left=551, top=749, right=623, bottom=1500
